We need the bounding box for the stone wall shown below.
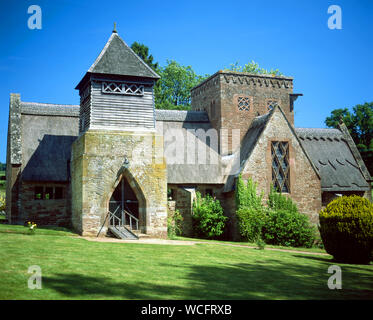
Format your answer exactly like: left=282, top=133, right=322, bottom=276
left=20, top=182, right=71, bottom=226
left=241, top=108, right=322, bottom=223
left=192, top=71, right=294, bottom=154
left=71, top=130, right=168, bottom=238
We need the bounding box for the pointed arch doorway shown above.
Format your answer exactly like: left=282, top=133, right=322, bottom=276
left=108, top=174, right=145, bottom=238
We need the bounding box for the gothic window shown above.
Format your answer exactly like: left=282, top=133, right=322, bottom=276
left=237, top=97, right=251, bottom=111
left=267, top=100, right=279, bottom=112
left=102, top=81, right=144, bottom=96
left=271, top=141, right=290, bottom=193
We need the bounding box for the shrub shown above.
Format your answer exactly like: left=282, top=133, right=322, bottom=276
left=235, top=174, right=263, bottom=210
left=267, top=185, right=298, bottom=214
left=235, top=175, right=266, bottom=242
left=319, top=195, right=373, bottom=264
left=192, top=192, right=227, bottom=239
left=236, top=206, right=266, bottom=242
left=262, top=209, right=316, bottom=247
left=167, top=209, right=183, bottom=238
left=0, top=195, right=5, bottom=212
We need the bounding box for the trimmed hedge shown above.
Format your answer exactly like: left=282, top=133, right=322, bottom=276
left=319, top=195, right=373, bottom=264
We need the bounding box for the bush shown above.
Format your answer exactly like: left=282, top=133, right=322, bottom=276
left=235, top=174, right=263, bottom=210
left=236, top=206, right=266, bottom=242
left=167, top=209, right=183, bottom=238
left=262, top=209, right=316, bottom=247
left=192, top=192, right=227, bottom=239
left=267, top=185, right=298, bottom=214
left=319, top=195, right=373, bottom=264
left=0, top=195, right=5, bottom=212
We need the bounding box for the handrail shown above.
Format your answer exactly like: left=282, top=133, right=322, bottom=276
left=123, top=209, right=139, bottom=231
left=96, top=206, right=120, bottom=237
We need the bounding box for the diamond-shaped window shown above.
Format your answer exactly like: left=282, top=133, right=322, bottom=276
left=271, top=141, right=290, bottom=193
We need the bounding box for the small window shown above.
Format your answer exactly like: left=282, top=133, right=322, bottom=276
left=271, top=141, right=290, bottom=193
left=34, top=187, right=44, bottom=200
left=267, top=100, right=279, bottom=112
left=237, top=97, right=251, bottom=111
left=55, top=187, right=64, bottom=200
left=45, top=187, right=54, bottom=200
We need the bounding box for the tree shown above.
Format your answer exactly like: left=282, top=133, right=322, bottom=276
left=130, top=43, right=208, bottom=110
left=325, top=102, right=373, bottom=174
left=155, top=60, right=209, bottom=110
left=225, top=61, right=283, bottom=76
left=130, top=42, right=159, bottom=72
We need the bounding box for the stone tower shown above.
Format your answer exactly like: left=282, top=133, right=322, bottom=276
left=191, top=70, right=301, bottom=155
left=71, top=28, right=168, bottom=238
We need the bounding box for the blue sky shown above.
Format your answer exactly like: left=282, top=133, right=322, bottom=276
left=0, top=0, right=372, bottom=162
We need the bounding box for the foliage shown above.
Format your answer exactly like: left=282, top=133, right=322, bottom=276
left=192, top=192, right=227, bottom=239
left=235, top=177, right=316, bottom=248
left=225, top=61, right=283, bottom=76
left=167, top=209, right=183, bottom=238
left=235, top=174, right=263, bottom=210
left=0, top=194, right=5, bottom=212
left=236, top=206, right=266, bottom=242
left=261, top=209, right=316, bottom=248
left=267, top=185, right=298, bottom=214
left=319, top=195, right=373, bottom=264
left=130, top=41, right=159, bottom=72
left=325, top=102, right=373, bottom=174
left=235, top=175, right=266, bottom=242
left=130, top=42, right=209, bottom=110
left=264, top=189, right=316, bottom=247
left=155, top=60, right=209, bottom=110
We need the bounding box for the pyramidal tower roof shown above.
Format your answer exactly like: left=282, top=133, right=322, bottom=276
left=76, top=28, right=160, bottom=89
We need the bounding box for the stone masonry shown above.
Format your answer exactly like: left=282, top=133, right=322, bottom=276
left=71, top=130, right=168, bottom=238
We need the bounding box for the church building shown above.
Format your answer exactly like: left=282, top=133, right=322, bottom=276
left=5, top=29, right=372, bottom=240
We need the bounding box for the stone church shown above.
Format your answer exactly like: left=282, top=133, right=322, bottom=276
left=5, top=29, right=372, bottom=240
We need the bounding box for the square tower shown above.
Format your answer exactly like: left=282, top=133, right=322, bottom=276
left=191, top=71, right=300, bottom=155
left=71, top=29, right=167, bottom=238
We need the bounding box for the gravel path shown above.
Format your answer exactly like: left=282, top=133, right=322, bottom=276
left=80, top=236, right=330, bottom=256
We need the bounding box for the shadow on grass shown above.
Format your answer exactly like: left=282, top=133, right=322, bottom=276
left=43, top=259, right=373, bottom=300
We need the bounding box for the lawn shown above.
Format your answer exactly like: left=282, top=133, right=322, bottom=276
left=0, top=224, right=372, bottom=300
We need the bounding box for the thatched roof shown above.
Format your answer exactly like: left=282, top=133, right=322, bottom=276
left=296, top=127, right=370, bottom=191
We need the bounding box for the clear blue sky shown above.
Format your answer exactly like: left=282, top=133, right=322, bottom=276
left=1, top=0, right=372, bottom=162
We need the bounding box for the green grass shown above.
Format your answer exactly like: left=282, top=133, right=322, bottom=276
left=0, top=224, right=372, bottom=300
left=172, top=236, right=327, bottom=253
